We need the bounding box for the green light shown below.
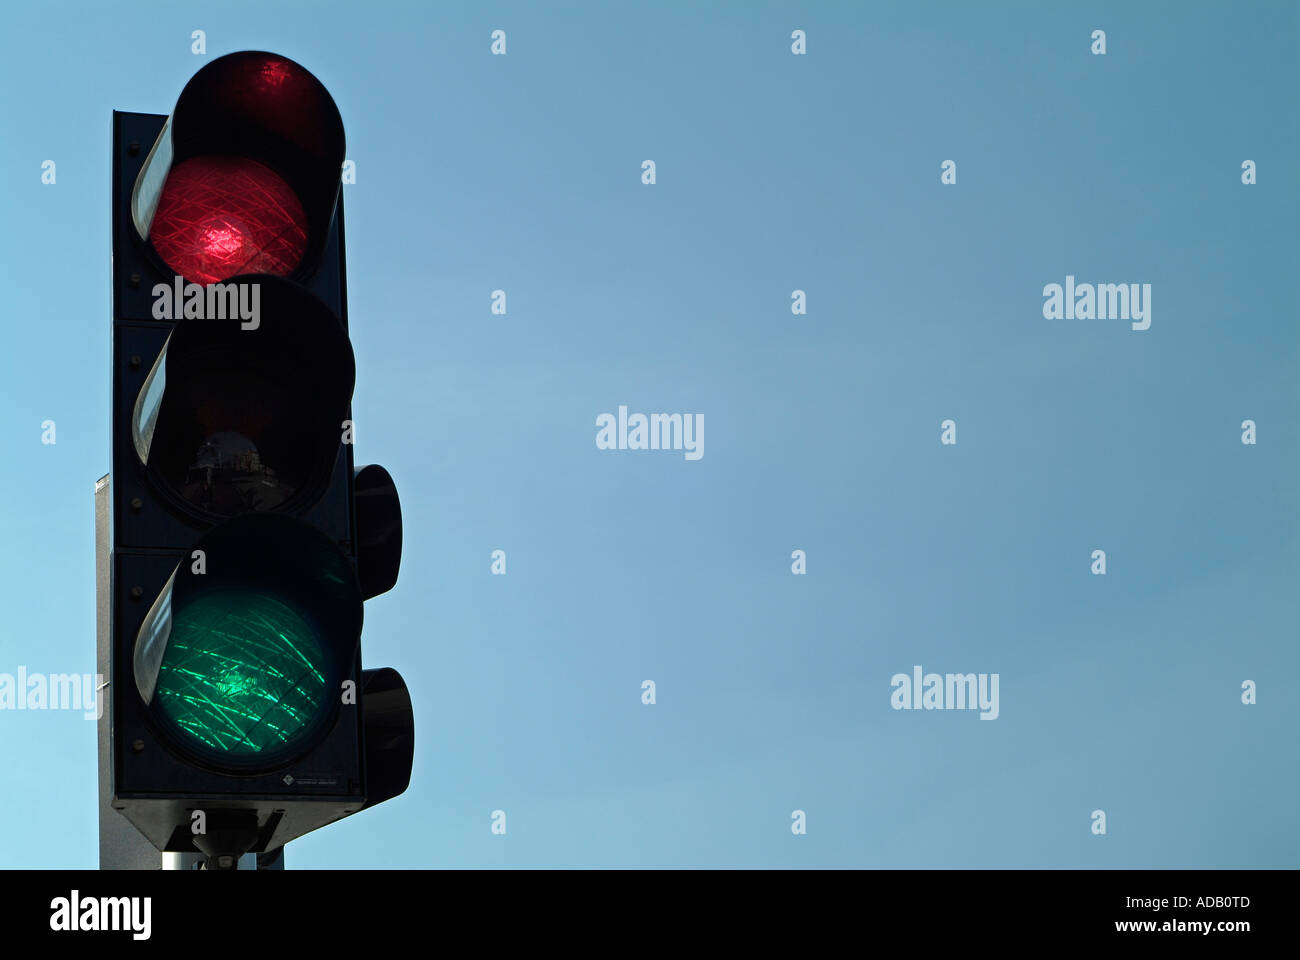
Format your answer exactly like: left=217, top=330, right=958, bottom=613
left=154, top=588, right=328, bottom=762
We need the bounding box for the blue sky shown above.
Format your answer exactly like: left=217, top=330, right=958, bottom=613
left=1, top=0, right=1297, bottom=868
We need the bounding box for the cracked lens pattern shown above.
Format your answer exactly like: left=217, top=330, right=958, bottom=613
left=149, top=155, right=307, bottom=284
left=155, top=589, right=326, bottom=758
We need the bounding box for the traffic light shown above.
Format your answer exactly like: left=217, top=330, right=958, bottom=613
left=105, top=51, right=413, bottom=865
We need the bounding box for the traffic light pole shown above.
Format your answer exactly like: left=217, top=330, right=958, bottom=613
left=161, top=852, right=266, bottom=870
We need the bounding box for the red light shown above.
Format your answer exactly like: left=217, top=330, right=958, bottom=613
left=258, top=58, right=294, bottom=90
left=150, top=156, right=307, bottom=284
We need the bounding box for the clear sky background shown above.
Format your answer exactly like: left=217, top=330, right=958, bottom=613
left=1, top=0, right=1296, bottom=868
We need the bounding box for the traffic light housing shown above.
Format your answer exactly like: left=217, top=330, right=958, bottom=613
left=107, top=52, right=413, bottom=860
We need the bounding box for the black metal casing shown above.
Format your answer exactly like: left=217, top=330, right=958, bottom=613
left=109, top=110, right=366, bottom=854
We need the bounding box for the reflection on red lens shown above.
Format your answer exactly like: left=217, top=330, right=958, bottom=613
left=150, top=156, right=307, bottom=284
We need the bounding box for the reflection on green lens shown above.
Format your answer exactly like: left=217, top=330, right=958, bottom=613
left=155, top=589, right=327, bottom=761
